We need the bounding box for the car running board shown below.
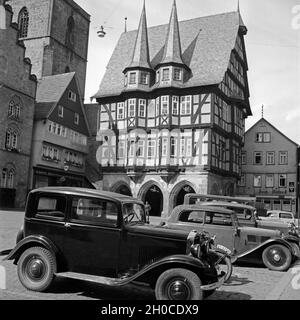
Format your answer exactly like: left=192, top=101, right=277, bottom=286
left=56, top=272, right=138, bottom=287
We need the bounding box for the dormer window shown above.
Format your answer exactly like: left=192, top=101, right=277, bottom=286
left=68, top=90, right=77, bottom=102
left=140, top=72, right=148, bottom=85
left=74, top=113, right=79, bottom=125
left=58, top=105, right=64, bottom=118
left=129, top=72, right=137, bottom=84
left=174, top=68, right=182, bottom=81
left=162, top=68, right=170, bottom=81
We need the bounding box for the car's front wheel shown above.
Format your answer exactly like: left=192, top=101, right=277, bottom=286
left=155, top=268, right=203, bottom=300
left=17, top=246, right=56, bottom=291
left=262, top=244, right=292, bottom=271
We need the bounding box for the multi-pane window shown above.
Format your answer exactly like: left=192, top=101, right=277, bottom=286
left=147, top=140, right=156, bottom=158
left=263, top=133, right=271, bottom=142
left=5, top=128, right=18, bottom=150
left=8, top=100, right=21, bottom=119
left=266, top=175, right=274, bottom=188
left=140, top=72, right=148, bottom=85
left=137, top=140, right=145, bottom=157
left=129, top=72, right=137, bottom=84
left=180, top=96, right=192, bottom=115
left=279, top=151, right=288, bottom=165
left=241, top=151, right=247, bottom=165
left=174, top=68, right=182, bottom=81
left=74, top=113, right=79, bottom=125
left=279, top=174, right=287, bottom=187
left=42, top=145, right=60, bottom=161
left=118, top=141, right=125, bottom=158
left=70, top=129, right=87, bottom=145
left=266, top=151, right=275, bottom=165
left=129, top=140, right=135, bottom=157
left=65, top=151, right=83, bottom=166
left=138, top=99, right=146, bottom=117
left=172, top=96, right=179, bottom=115
left=170, top=137, right=177, bottom=157
left=128, top=99, right=136, bottom=117
left=161, top=96, right=169, bottom=115
left=256, top=132, right=271, bottom=142
left=1, top=168, right=15, bottom=189
left=254, top=151, right=262, bottom=165
left=162, top=68, right=170, bottom=81
left=117, top=103, right=125, bottom=120
left=253, top=175, right=262, bottom=187
left=58, top=105, right=64, bottom=118
left=162, top=138, right=168, bottom=156
left=68, top=90, right=77, bottom=102
left=18, top=7, right=29, bottom=38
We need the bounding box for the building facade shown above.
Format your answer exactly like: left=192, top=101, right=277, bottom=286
left=10, top=0, right=90, bottom=98
left=89, top=1, right=252, bottom=217
left=237, top=117, right=299, bottom=214
left=30, top=72, right=91, bottom=189
left=0, top=2, right=37, bottom=207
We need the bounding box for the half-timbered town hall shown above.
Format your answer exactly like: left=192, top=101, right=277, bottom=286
left=90, top=0, right=252, bottom=217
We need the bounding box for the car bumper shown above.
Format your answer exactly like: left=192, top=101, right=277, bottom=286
left=200, top=271, right=226, bottom=291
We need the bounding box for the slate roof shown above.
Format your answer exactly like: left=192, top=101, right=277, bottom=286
left=160, top=0, right=185, bottom=66
left=93, top=11, right=245, bottom=99
left=35, top=72, right=75, bottom=119
left=127, top=1, right=151, bottom=70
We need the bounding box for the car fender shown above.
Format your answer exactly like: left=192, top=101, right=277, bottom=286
left=119, top=254, right=208, bottom=286
left=3, top=235, right=60, bottom=263
left=236, top=238, right=294, bottom=260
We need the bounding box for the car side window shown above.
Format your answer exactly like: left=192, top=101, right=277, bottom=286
left=35, top=196, right=66, bottom=220
left=204, top=213, right=232, bottom=226
left=179, top=211, right=205, bottom=224
left=71, top=197, right=118, bottom=226
left=280, top=213, right=292, bottom=219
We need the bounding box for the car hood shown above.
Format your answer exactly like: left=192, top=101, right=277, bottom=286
left=240, top=225, right=281, bottom=237
left=125, top=223, right=194, bottom=241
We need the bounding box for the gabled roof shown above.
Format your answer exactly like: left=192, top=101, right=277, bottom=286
left=160, top=0, right=185, bottom=66
left=35, top=72, right=75, bottom=119
left=246, top=117, right=299, bottom=147
left=126, top=1, right=151, bottom=70
left=94, top=11, right=243, bottom=99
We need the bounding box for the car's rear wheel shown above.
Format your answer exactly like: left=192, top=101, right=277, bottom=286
left=155, top=268, right=203, bottom=300
left=17, top=246, right=56, bottom=291
left=262, top=244, right=292, bottom=271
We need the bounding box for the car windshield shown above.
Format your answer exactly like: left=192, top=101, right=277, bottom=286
left=123, top=203, right=146, bottom=223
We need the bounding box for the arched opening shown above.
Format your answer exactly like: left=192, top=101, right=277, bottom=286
left=65, top=66, right=70, bottom=73
left=65, top=16, right=75, bottom=48
left=211, top=183, right=220, bottom=195
left=174, top=184, right=196, bottom=207
left=115, top=184, right=132, bottom=196
left=224, top=182, right=234, bottom=196
left=143, top=185, right=163, bottom=217
left=18, top=7, right=29, bottom=38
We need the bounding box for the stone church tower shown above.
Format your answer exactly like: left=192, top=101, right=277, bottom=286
left=10, top=0, right=90, bottom=98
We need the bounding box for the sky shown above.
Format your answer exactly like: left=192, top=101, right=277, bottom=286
left=76, top=0, right=300, bottom=144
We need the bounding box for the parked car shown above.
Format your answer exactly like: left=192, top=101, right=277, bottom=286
left=3, top=187, right=226, bottom=300
left=184, top=194, right=298, bottom=236
left=161, top=204, right=300, bottom=271
left=261, top=210, right=298, bottom=227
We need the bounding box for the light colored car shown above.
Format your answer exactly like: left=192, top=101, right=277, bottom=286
left=261, top=210, right=298, bottom=227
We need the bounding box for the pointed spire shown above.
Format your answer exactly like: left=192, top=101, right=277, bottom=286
left=161, top=0, right=184, bottom=65
left=128, top=0, right=151, bottom=70
left=237, top=0, right=240, bottom=13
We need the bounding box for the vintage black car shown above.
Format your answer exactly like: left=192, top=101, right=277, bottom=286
left=4, top=187, right=226, bottom=300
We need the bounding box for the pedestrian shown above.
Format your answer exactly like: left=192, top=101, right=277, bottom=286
left=145, top=201, right=151, bottom=223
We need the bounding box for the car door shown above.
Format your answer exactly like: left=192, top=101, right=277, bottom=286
left=25, top=192, right=67, bottom=251
left=203, top=212, right=236, bottom=252
left=63, top=196, right=121, bottom=277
